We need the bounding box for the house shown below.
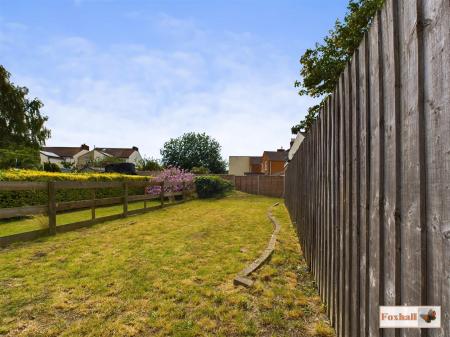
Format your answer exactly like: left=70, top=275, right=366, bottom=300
left=40, top=144, right=90, bottom=167
left=39, top=150, right=63, bottom=166
left=77, top=146, right=142, bottom=167
left=228, top=156, right=262, bottom=176
left=287, top=132, right=305, bottom=162
left=261, top=148, right=288, bottom=175
left=249, top=156, right=262, bottom=174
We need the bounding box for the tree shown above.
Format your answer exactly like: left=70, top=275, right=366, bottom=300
left=160, top=132, right=227, bottom=174
left=0, top=65, right=51, bottom=148
left=137, top=157, right=162, bottom=171
left=292, top=0, right=384, bottom=134
left=0, top=147, right=41, bottom=169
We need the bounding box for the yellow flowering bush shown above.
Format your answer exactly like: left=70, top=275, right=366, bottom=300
left=0, top=170, right=152, bottom=209
left=0, top=169, right=148, bottom=182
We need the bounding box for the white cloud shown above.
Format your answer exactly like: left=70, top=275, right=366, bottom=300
left=3, top=14, right=315, bottom=160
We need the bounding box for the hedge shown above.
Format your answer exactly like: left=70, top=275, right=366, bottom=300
left=0, top=170, right=151, bottom=209
left=194, top=175, right=233, bottom=199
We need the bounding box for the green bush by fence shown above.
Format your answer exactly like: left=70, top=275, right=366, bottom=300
left=0, top=170, right=151, bottom=208
left=194, top=176, right=233, bottom=199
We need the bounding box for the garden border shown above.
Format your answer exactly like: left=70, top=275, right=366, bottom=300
left=233, top=202, right=281, bottom=287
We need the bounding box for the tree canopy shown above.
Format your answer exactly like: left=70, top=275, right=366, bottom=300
left=160, top=132, right=227, bottom=174
left=292, top=0, right=384, bottom=134
left=0, top=65, right=50, bottom=148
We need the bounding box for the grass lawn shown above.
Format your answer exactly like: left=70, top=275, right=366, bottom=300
left=0, top=192, right=334, bottom=337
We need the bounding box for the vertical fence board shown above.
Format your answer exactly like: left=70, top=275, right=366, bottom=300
left=326, top=96, right=333, bottom=319
left=324, top=97, right=331, bottom=316
left=338, top=74, right=345, bottom=337
left=399, top=1, right=426, bottom=336
left=328, top=93, right=335, bottom=325
left=423, top=0, right=450, bottom=335
left=359, top=32, right=371, bottom=337
left=380, top=5, right=402, bottom=337
left=334, top=83, right=341, bottom=334
left=350, top=52, right=360, bottom=337
left=343, top=63, right=352, bottom=337
left=48, top=182, right=56, bottom=235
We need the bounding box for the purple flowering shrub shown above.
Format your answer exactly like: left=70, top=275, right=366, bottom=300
left=145, top=167, right=194, bottom=196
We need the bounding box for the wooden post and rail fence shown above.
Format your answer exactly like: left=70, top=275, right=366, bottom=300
left=0, top=180, right=194, bottom=247
left=284, top=0, right=449, bottom=336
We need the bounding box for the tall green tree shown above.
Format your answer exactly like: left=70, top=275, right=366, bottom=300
left=0, top=65, right=50, bottom=148
left=292, top=0, right=384, bottom=134
left=160, top=132, right=227, bottom=174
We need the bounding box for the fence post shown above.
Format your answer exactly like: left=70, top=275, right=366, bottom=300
left=160, top=181, right=165, bottom=207
left=257, top=175, right=260, bottom=195
left=182, top=181, right=187, bottom=201
left=91, top=189, right=96, bottom=220
left=123, top=182, right=128, bottom=217
left=48, top=181, right=56, bottom=235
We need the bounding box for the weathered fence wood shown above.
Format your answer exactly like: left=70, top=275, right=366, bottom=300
left=284, top=1, right=449, bottom=336
left=0, top=182, right=47, bottom=191
left=48, top=181, right=56, bottom=235
left=123, top=182, right=129, bottom=217
left=0, top=205, right=48, bottom=220
left=233, top=175, right=284, bottom=198
left=0, top=228, right=50, bottom=247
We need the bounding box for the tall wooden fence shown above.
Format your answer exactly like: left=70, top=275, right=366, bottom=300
left=235, top=175, right=284, bottom=198
left=284, top=0, right=449, bottom=336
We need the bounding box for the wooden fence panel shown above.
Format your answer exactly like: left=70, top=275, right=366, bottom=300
left=284, top=0, right=449, bottom=336
left=398, top=2, right=426, bottom=337
left=233, top=175, right=284, bottom=198
left=359, top=32, right=370, bottom=337
left=368, top=12, right=384, bottom=337
left=380, top=5, right=401, bottom=337
left=423, top=0, right=450, bottom=335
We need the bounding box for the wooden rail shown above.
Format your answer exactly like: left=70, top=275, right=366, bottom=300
left=0, top=180, right=195, bottom=247
left=284, top=1, right=450, bottom=336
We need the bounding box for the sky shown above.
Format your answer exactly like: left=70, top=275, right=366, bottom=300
left=0, top=0, right=348, bottom=160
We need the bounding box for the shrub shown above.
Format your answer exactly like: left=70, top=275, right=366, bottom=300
left=194, top=176, right=233, bottom=199
left=146, top=167, right=194, bottom=196
left=43, top=162, right=61, bottom=172
left=0, top=169, right=150, bottom=208
left=0, top=147, right=40, bottom=169
left=137, top=157, right=162, bottom=171
left=191, top=166, right=209, bottom=174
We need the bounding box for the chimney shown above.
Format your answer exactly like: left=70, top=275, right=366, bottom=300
left=81, top=144, right=89, bottom=151
left=277, top=146, right=284, bottom=152
left=132, top=146, right=139, bottom=152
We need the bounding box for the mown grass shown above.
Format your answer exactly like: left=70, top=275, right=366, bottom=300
left=0, top=192, right=334, bottom=337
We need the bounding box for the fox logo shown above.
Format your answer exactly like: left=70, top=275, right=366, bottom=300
left=420, top=309, right=437, bottom=323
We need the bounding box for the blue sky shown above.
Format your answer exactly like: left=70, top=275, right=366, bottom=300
left=0, top=0, right=348, bottom=159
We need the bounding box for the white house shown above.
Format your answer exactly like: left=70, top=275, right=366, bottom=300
left=40, top=144, right=90, bottom=167
left=77, top=146, right=142, bottom=167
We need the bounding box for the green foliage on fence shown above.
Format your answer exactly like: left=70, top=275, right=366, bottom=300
left=0, top=170, right=150, bottom=208
left=194, top=176, right=233, bottom=199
